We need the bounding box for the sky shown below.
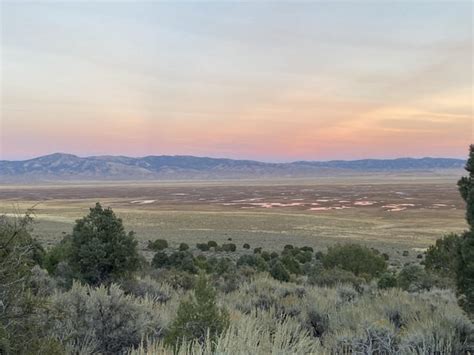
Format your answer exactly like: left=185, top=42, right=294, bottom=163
left=1, top=1, right=472, bottom=162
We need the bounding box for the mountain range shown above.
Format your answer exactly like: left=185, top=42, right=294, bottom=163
left=0, top=153, right=465, bottom=182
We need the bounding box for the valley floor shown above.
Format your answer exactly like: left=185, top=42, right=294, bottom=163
left=0, top=174, right=466, bottom=267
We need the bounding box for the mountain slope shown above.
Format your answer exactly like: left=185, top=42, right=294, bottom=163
left=0, top=153, right=465, bottom=181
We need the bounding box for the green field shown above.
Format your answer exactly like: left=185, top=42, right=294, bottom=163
left=0, top=174, right=466, bottom=266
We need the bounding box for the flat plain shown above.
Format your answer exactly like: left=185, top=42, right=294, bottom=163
left=0, top=172, right=466, bottom=266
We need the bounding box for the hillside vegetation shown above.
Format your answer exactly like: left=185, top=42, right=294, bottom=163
left=0, top=146, right=473, bottom=354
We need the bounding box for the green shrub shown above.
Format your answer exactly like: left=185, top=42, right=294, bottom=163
left=194, top=255, right=211, bottom=273
left=207, top=241, right=218, bottom=248
left=168, top=251, right=198, bottom=274
left=378, top=272, right=398, bottom=289
left=397, top=265, right=443, bottom=292
left=254, top=247, right=262, bottom=254
left=43, top=236, right=72, bottom=275
left=270, top=251, right=279, bottom=259
left=165, top=274, right=229, bottom=346
left=295, top=250, right=313, bottom=264
left=284, top=244, right=294, bottom=250
left=323, top=243, right=387, bottom=279
left=151, top=251, right=169, bottom=268
left=147, top=239, right=168, bottom=251
left=0, top=212, right=60, bottom=354
left=179, top=242, right=189, bottom=251
left=269, top=260, right=290, bottom=282
left=260, top=251, right=271, bottom=261
left=243, top=243, right=250, bottom=249
left=455, top=146, right=474, bottom=314
left=237, top=255, right=268, bottom=272
left=211, top=257, right=236, bottom=275
left=67, top=203, right=140, bottom=286
left=300, top=246, right=314, bottom=253
left=308, top=268, right=365, bottom=288
left=281, top=255, right=302, bottom=275
left=222, top=243, right=236, bottom=252
left=196, top=243, right=210, bottom=251
left=425, top=233, right=460, bottom=278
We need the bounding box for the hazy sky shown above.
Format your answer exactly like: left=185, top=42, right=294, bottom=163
left=1, top=1, right=472, bottom=161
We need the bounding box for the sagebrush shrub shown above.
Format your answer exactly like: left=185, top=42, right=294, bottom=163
left=49, top=282, right=164, bottom=354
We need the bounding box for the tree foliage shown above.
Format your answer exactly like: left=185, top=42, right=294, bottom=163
left=424, top=233, right=460, bottom=278
left=456, top=145, right=474, bottom=314
left=322, top=244, right=387, bottom=279
left=0, top=212, right=62, bottom=354
left=165, top=273, right=229, bottom=347
left=68, top=203, right=140, bottom=286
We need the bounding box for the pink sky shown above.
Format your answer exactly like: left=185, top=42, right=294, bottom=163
left=1, top=2, right=472, bottom=161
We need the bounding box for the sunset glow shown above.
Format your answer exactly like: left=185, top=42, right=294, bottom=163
left=1, top=1, right=472, bottom=161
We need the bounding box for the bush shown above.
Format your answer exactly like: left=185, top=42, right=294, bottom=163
left=67, top=203, right=140, bottom=286
left=165, top=274, right=229, bottom=346
left=221, top=243, right=236, bottom=252
left=168, top=251, right=198, bottom=274
left=378, top=272, right=398, bottom=289
left=179, top=242, right=189, bottom=251
left=151, top=251, right=169, bottom=269
left=0, top=213, right=60, bottom=354
left=237, top=255, right=267, bottom=272
left=147, top=239, right=168, bottom=251
left=50, top=282, right=163, bottom=354
left=425, top=233, right=460, bottom=278
left=243, top=243, right=250, bottom=249
left=194, top=255, right=211, bottom=272
left=300, top=246, right=314, bottom=253
left=308, top=268, right=365, bottom=289
left=159, top=269, right=196, bottom=290
left=397, top=265, right=442, bottom=292
left=207, top=241, right=218, bottom=248
left=196, top=243, right=210, bottom=251
left=211, top=257, right=236, bottom=276
left=43, top=236, right=72, bottom=275
left=281, top=255, right=302, bottom=275
left=323, top=244, right=387, bottom=279
left=295, top=250, right=313, bottom=264
left=260, top=251, right=271, bottom=261
left=270, top=260, right=290, bottom=282
left=120, top=276, right=171, bottom=303
left=254, top=247, right=262, bottom=254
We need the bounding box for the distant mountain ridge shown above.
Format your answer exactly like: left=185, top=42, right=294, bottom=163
left=0, top=153, right=465, bottom=181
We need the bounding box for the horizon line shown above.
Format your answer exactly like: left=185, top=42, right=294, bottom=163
left=1, top=151, right=467, bottom=165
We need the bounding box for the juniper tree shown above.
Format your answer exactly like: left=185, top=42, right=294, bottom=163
left=457, top=144, right=474, bottom=314
left=68, top=203, right=140, bottom=286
